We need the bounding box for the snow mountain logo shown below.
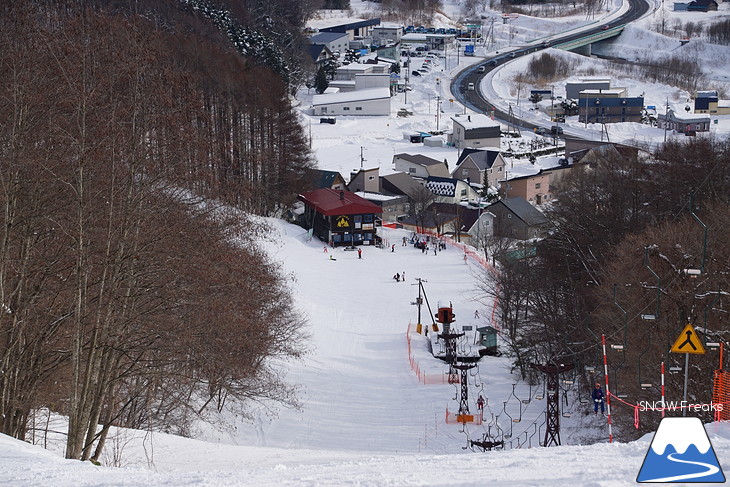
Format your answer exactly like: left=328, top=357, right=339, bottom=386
left=637, top=417, right=725, bottom=483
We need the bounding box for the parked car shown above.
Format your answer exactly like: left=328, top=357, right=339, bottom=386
left=534, top=127, right=548, bottom=135
left=411, top=70, right=422, bottom=77
left=320, top=117, right=336, bottom=125
left=477, top=66, right=486, bottom=73
left=488, top=59, right=498, bottom=66
left=468, top=82, right=475, bottom=91
left=550, top=125, right=564, bottom=134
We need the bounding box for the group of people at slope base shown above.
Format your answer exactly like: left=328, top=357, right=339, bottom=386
left=393, top=272, right=406, bottom=282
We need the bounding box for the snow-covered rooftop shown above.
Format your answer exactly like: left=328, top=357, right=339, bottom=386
left=450, top=113, right=501, bottom=129
left=312, top=87, right=391, bottom=106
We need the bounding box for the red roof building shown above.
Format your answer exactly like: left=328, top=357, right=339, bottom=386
left=298, top=189, right=383, bottom=247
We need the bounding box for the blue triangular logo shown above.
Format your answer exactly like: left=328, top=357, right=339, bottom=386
left=637, top=417, right=726, bottom=483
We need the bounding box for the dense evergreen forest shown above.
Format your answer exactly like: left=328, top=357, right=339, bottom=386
left=0, top=0, right=315, bottom=460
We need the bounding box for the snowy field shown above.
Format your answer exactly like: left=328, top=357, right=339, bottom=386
left=3, top=0, right=730, bottom=485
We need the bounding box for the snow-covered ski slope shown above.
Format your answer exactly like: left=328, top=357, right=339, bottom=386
left=3, top=220, right=730, bottom=487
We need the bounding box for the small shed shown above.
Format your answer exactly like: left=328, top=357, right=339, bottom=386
left=477, top=326, right=499, bottom=355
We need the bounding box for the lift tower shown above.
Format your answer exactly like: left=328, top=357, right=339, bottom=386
left=531, top=360, right=574, bottom=446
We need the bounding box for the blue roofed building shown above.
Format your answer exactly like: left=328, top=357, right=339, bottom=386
left=577, top=88, right=644, bottom=124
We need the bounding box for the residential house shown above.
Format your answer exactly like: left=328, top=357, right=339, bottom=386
left=312, top=87, right=391, bottom=116
left=451, top=147, right=506, bottom=189
left=486, top=196, right=550, bottom=240
left=298, top=188, right=382, bottom=247
left=347, top=167, right=380, bottom=193
left=355, top=192, right=409, bottom=223
left=307, top=169, right=347, bottom=191
left=307, top=44, right=334, bottom=71
left=309, top=32, right=350, bottom=56
left=448, top=114, right=501, bottom=150
left=427, top=202, right=495, bottom=247
left=426, top=176, right=481, bottom=205
left=393, top=153, right=450, bottom=179
left=380, top=172, right=425, bottom=198
left=658, top=108, right=711, bottom=134
left=501, top=171, right=552, bottom=206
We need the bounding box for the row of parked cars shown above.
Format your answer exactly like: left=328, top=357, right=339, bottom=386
left=405, top=25, right=462, bottom=36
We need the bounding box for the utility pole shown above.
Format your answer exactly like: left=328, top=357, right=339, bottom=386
left=360, top=146, right=366, bottom=168
left=436, top=96, right=441, bottom=130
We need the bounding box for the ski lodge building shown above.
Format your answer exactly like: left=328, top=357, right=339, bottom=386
left=298, top=188, right=383, bottom=247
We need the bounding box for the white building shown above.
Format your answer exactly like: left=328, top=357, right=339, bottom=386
left=448, top=114, right=501, bottom=150
left=312, top=88, right=391, bottom=117
left=309, top=32, right=350, bottom=56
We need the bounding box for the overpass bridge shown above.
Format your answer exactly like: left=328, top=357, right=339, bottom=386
left=553, top=25, right=625, bottom=56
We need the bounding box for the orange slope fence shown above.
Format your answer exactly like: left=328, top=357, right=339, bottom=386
left=406, top=323, right=460, bottom=385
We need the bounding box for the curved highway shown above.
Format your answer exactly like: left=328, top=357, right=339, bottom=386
left=450, top=0, right=652, bottom=133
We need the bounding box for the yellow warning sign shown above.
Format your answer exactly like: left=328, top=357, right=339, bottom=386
left=670, top=323, right=706, bottom=354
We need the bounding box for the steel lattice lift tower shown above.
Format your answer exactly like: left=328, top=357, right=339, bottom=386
left=531, top=360, right=574, bottom=446
left=453, top=363, right=476, bottom=414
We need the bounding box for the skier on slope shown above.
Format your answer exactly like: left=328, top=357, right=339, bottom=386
left=592, top=383, right=605, bottom=415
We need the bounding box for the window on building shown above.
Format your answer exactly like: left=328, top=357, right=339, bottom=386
left=353, top=215, right=362, bottom=223
left=343, top=106, right=350, bottom=111
left=535, top=183, right=541, bottom=189
left=363, top=214, right=373, bottom=223
left=356, top=107, right=363, bottom=111
left=364, top=232, right=372, bottom=240
left=332, top=234, right=342, bottom=242
left=368, top=176, right=375, bottom=180
left=461, top=189, right=467, bottom=196
left=462, top=169, right=468, bottom=176
left=409, top=168, right=416, bottom=173
left=321, top=107, right=328, bottom=113
left=507, top=214, right=512, bottom=219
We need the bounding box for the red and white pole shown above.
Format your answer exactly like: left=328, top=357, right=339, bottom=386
left=602, top=334, right=613, bottom=443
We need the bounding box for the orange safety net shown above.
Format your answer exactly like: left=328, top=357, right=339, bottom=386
left=712, top=369, right=730, bottom=421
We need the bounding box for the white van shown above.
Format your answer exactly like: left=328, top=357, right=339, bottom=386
left=477, top=66, right=485, bottom=73
left=468, top=82, right=475, bottom=91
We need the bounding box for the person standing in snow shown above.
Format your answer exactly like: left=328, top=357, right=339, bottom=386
left=358, top=248, right=362, bottom=259
left=401, top=271, right=405, bottom=281
left=392, top=244, right=395, bottom=252
left=592, top=383, right=605, bottom=415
